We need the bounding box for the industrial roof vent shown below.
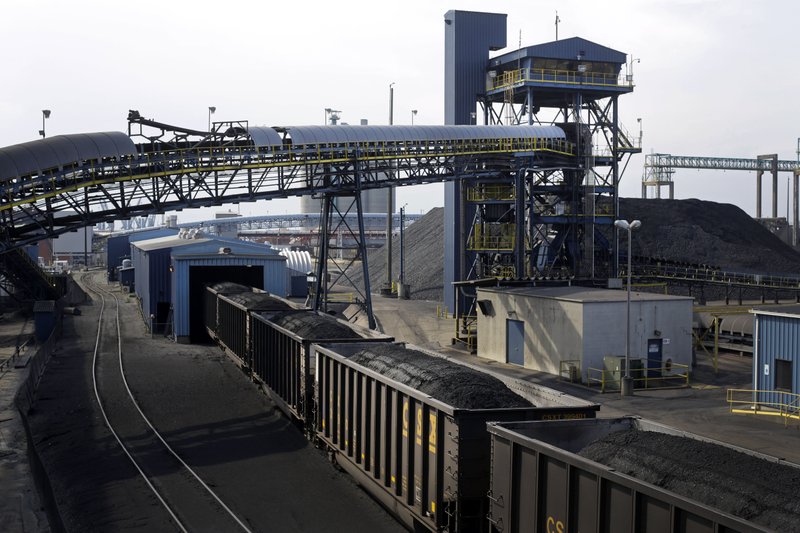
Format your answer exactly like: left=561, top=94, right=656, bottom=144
left=218, top=247, right=232, bottom=255
left=193, top=230, right=204, bottom=239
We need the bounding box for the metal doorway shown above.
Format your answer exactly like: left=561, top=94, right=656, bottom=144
left=506, top=319, right=525, bottom=366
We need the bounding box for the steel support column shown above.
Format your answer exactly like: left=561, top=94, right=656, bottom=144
left=514, top=169, right=525, bottom=277
left=314, top=194, right=331, bottom=313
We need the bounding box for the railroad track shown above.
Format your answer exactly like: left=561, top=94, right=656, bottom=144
left=81, top=271, right=252, bottom=533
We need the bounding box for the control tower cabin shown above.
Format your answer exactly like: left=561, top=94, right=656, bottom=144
left=444, top=10, right=639, bottom=310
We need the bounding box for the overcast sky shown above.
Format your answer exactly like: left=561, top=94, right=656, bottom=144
left=2, top=0, right=798, bottom=222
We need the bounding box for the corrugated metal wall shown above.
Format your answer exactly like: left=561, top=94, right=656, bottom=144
left=171, top=255, right=287, bottom=339
left=443, top=10, right=507, bottom=309
left=755, top=314, right=800, bottom=400
left=106, top=235, right=130, bottom=279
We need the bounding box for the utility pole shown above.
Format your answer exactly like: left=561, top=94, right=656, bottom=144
left=383, top=83, right=395, bottom=296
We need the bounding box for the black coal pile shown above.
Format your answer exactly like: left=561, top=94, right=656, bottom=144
left=348, top=199, right=800, bottom=303
left=226, top=292, right=293, bottom=312
left=348, top=344, right=532, bottom=409
left=208, top=282, right=252, bottom=294
left=348, top=208, right=445, bottom=302
left=269, top=311, right=362, bottom=340
left=579, top=429, right=800, bottom=531
left=620, top=198, right=800, bottom=275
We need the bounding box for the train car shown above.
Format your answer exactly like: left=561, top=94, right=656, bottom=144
left=486, top=417, right=797, bottom=533
left=203, top=282, right=253, bottom=341
left=215, top=291, right=296, bottom=369
left=312, top=342, right=600, bottom=533
left=250, top=310, right=393, bottom=428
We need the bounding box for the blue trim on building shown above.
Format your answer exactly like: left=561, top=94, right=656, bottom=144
left=753, top=311, right=800, bottom=400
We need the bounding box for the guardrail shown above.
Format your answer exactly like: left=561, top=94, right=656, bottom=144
left=726, top=389, right=800, bottom=427
left=587, top=362, right=690, bottom=393
left=14, top=321, right=62, bottom=414
left=489, top=68, right=630, bottom=91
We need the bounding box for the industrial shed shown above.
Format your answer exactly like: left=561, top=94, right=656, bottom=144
left=752, top=306, right=800, bottom=398
left=476, top=286, right=693, bottom=383
left=106, top=228, right=177, bottom=281
left=130, top=232, right=286, bottom=343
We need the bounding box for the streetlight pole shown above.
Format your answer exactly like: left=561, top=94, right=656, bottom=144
left=208, top=106, right=216, bottom=132
left=40, top=109, right=51, bottom=138
left=383, top=83, right=395, bottom=296
left=614, top=219, right=641, bottom=396
left=411, top=109, right=417, bottom=125
left=637, top=117, right=643, bottom=149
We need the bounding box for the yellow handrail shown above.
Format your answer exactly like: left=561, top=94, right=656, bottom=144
left=587, top=362, right=690, bottom=393
left=726, top=388, right=800, bottom=426
left=490, top=67, right=630, bottom=91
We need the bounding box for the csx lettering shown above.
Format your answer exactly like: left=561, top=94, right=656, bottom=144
left=547, top=516, right=564, bottom=533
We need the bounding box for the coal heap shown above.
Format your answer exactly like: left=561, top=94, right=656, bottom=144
left=579, top=429, right=800, bottom=531
left=347, top=207, right=445, bottom=302
left=349, top=344, right=533, bottom=409
left=269, top=311, right=361, bottom=340
left=353, top=199, right=800, bottom=303
left=619, top=198, right=800, bottom=275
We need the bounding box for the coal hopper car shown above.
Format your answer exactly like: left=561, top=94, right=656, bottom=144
left=312, top=342, right=600, bottom=533
left=487, top=417, right=799, bottom=533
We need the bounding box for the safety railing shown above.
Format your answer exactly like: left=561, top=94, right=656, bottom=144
left=586, top=362, right=690, bottom=393
left=559, top=360, right=582, bottom=383
left=467, top=184, right=515, bottom=202
left=726, top=389, right=800, bottom=426
left=490, top=68, right=630, bottom=92
left=2, top=135, right=577, bottom=206
left=635, top=263, right=800, bottom=291
left=467, top=224, right=516, bottom=251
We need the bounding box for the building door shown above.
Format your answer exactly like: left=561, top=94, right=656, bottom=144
left=775, top=359, right=793, bottom=392
left=646, top=338, right=663, bottom=377
left=506, top=319, right=524, bottom=366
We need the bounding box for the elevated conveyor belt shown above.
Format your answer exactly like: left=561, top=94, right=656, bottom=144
left=0, top=125, right=574, bottom=250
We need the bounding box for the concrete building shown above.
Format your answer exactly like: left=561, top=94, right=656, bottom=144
left=476, top=286, right=693, bottom=383
left=752, top=306, right=800, bottom=398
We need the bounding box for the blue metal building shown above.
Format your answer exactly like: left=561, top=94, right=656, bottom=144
left=130, top=232, right=286, bottom=343
left=106, top=228, right=177, bottom=281
left=752, top=306, right=800, bottom=399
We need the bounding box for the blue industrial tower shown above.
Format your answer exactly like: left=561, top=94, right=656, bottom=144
left=444, top=10, right=640, bottom=334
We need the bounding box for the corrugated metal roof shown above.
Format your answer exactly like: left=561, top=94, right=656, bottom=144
left=478, top=286, right=693, bottom=303
left=490, top=37, right=627, bottom=66
left=247, top=126, right=284, bottom=147
left=127, top=228, right=180, bottom=243
left=284, top=125, right=565, bottom=145
left=132, top=234, right=213, bottom=251
left=0, top=132, right=137, bottom=181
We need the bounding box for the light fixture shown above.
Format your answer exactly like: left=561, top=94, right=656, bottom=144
left=208, top=106, right=216, bottom=131
left=40, top=109, right=51, bottom=138
left=614, top=218, right=642, bottom=396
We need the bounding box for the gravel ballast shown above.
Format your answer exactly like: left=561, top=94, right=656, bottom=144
left=579, top=429, right=800, bottom=532
left=348, top=344, right=532, bottom=409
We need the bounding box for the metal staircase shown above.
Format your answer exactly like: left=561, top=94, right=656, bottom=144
left=0, top=248, right=64, bottom=300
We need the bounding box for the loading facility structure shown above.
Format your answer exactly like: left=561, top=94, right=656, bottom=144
left=475, top=286, right=693, bottom=387
left=444, top=11, right=641, bottom=320
left=130, top=232, right=286, bottom=343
